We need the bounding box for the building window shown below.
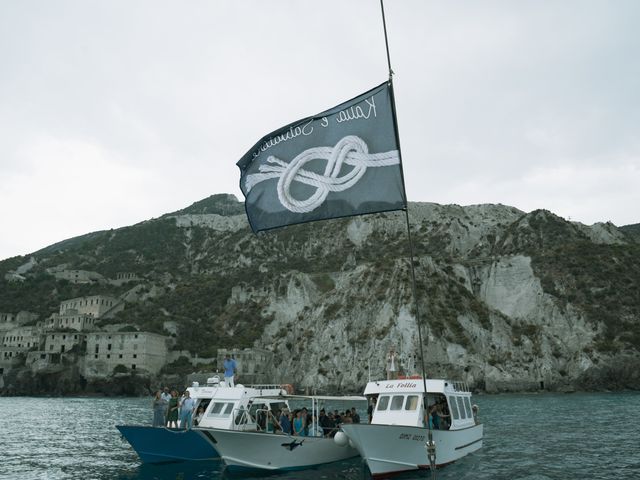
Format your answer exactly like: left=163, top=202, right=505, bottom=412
left=94, top=355, right=98, bottom=359
left=107, top=344, right=112, bottom=351
left=119, top=354, right=123, bottom=359
left=107, top=354, right=110, bottom=359
left=133, top=354, right=137, bottom=358
left=131, top=364, right=136, bottom=370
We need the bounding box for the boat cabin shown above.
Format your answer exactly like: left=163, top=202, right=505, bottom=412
left=365, top=378, right=476, bottom=431
left=195, top=382, right=289, bottom=431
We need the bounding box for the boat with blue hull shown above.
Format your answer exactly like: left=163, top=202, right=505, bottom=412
left=117, top=377, right=290, bottom=464
left=117, top=425, right=218, bottom=463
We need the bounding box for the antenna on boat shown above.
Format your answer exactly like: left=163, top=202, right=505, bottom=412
left=379, top=1, right=437, bottom=477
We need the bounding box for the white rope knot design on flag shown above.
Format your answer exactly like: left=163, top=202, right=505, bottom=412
left=245, top=135, right=400, bottom=213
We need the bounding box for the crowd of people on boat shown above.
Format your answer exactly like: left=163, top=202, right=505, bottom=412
left=151, top=386, right=203, bottom=429
left=427, top=396, right=451, bottom=430
left=365, top=394, right=453, bottom=430
left=256, top=406, right=361, bottom=437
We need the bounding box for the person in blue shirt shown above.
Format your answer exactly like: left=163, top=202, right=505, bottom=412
left=223, top=354, right=237, bottom=387
left=279, top=408, right=292, bottom=434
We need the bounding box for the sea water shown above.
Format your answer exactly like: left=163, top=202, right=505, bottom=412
left=1, top=392, right=639, bottom=480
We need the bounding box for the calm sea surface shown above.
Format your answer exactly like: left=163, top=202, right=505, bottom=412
left=1, top=392, right=639, bottom=480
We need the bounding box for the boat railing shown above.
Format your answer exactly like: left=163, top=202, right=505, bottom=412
left=232, top=406, right=255, bottom=430
left=450, top=381, right=470, bottom=393
left=246, top=383, right=288, bottom=392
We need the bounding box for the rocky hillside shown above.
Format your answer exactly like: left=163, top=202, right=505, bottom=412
left=1, top=194, right=639, bottom=393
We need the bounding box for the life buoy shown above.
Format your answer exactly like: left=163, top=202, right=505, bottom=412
left=281, top=384, right=294, bottom=395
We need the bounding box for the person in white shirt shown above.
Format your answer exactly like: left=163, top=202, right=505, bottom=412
left=179, top=391, right=196, bottom=429
left=386, top=347, right=398, bottom=380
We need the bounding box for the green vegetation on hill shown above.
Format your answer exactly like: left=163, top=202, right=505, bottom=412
left=620, top=223, right=640, bottom=242
left=1, top=196, right=638, bottom=366
left=0, top=274, right=130, bottom=318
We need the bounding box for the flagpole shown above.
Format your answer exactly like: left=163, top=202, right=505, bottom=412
left=379, top=1, right=437, bottom=476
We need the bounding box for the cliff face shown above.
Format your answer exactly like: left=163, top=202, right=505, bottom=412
left=1, top=194, right=639, bottom=393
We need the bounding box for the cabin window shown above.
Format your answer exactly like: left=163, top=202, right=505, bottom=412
left=390, top=395, right=404, bottom=411
left=377, top=396, right=390, bottom=411
left=463, top=397, right=473, bottom=418
left=405, top=395, right=419, bottom=410
left=209, top=402, right=225, bottom=416
left=456, top=397, right=466, bottom=419
left=449, top=396, right=460, bottom=420
left=209, top=402, right=234, bottom=417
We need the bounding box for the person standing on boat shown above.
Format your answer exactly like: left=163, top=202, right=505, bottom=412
left=279, top=408, right=292, bottom=434
left=152, top=391, right=166, bottom=427
left=160, top=386, right=171, bottom=421
left=223, top=354, right=237, bottom=387
left=166, top=390, right=179, bottom=428
left=367, top=397, right=377, bottom=423
left=179, top=390, right=196, bottom=429
left=319, top=409, right=332, bottom=436
left=386, top=347, right=398, bottom=380
left=351, top=407, right=360, bottom=423
left=293, top=410, right=306, bottom=436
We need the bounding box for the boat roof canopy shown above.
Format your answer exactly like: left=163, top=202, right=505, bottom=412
left=253, top=394, right=366, bottom=402
left=364, top=378, right=469, bottom=395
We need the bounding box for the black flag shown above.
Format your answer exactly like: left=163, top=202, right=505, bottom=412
left=237, top=82, right=406, bottom=232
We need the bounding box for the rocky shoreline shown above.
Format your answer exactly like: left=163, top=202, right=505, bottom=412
left=2, top=355, right=639, bottom=397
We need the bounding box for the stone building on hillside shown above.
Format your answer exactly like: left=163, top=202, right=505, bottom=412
left=1, top=326, right=41, bottom=349
left=40, top=295, right=124, bottom=332
left=44, top=331, right=86, bottom=355
left=43, top=313, right=98, bottom=332
left=109, top=272, right=141, bottom=286
left=83, top=332, right=168, bottom=377
left=0, top=318, right=41, bottom=375
left=216, top=347, right=274, bottom=384
left=0, top=347, right=25, bottom=375
left=51, top=269, right=104, bottom=284
left=0, top=311, right=38, bottom=332
left=59, top=295, right=124, bottom=318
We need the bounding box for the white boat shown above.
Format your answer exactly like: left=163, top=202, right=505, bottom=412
left=117, top=376, right=292, bottom=463
left=196, top=395, right=365, bottom=472
left=339, top=378, right=483, bottom=477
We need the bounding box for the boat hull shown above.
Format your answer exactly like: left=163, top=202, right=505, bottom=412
left=196, top=428, right=359, bottom=472
left=340, top=423, right=483, bottom=477
left=116, top=425, right=219, bottom=463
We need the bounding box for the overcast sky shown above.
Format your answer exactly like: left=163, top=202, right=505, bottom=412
left=1, top=0, right=639, bottom=261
